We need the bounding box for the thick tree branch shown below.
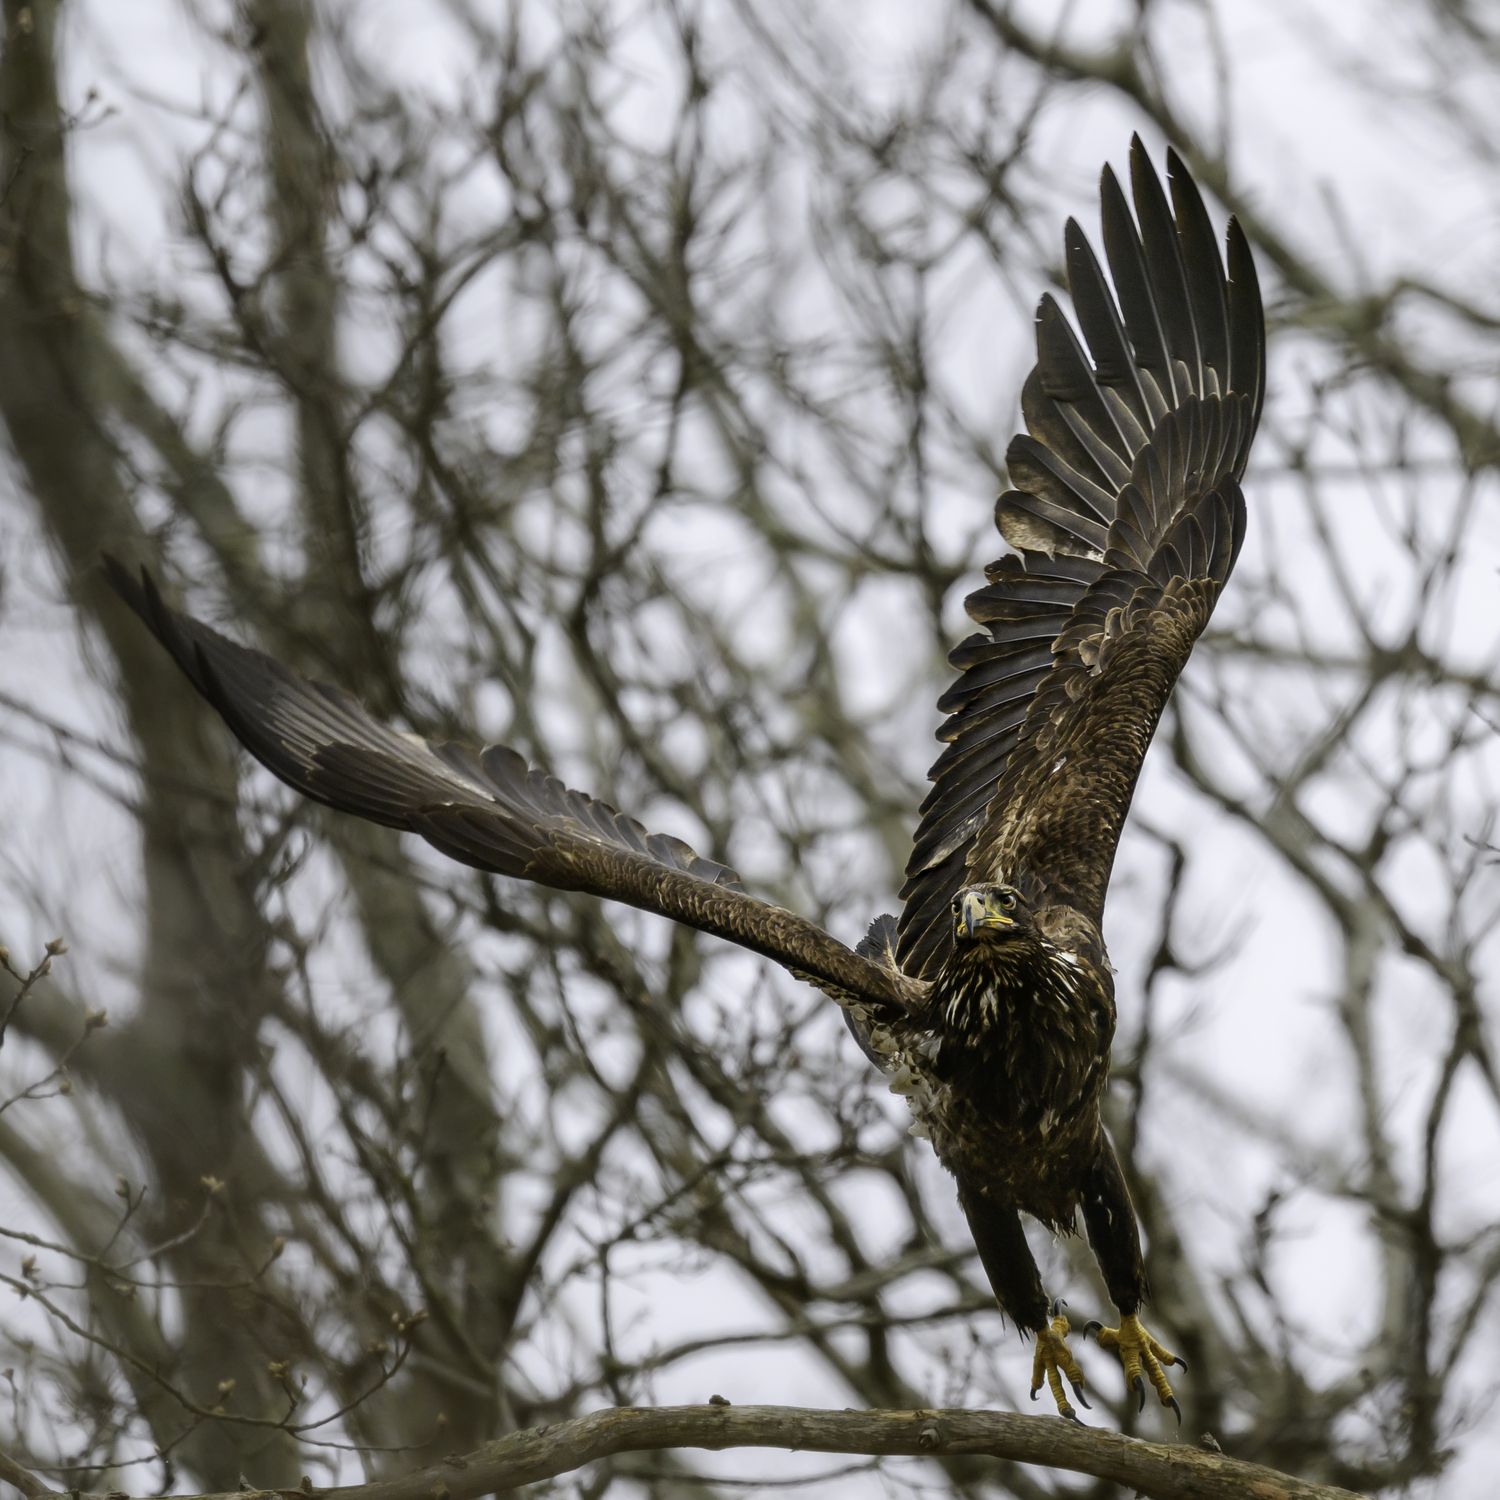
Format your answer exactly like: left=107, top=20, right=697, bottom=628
left=0, top=1451, right=50, bottom=1500
left=23, top=1408, right=1370, bottom=1500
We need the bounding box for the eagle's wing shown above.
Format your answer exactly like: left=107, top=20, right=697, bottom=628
left=897, top=138, right=1265, bottom=977
left=104, top=559, right=927, bottom=1018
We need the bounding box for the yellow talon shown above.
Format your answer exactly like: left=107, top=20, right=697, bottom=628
left=1083, top=1311, right=1184, bottom=1422
left=1029, top=1298, right=1090, bottom=1422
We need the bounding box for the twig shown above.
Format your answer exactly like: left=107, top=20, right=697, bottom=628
left=0, top=941, right=67, bottom=1054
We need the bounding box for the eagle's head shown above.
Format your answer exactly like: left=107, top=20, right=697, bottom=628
left=935, top=883, right=1046, bottom=1037
left=951, top=883, right=1032, bottom=944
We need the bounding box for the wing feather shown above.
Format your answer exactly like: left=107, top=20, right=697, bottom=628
left=1130, top=139, right=1202, bottom=401
left=1002, top=435, right=1117, bottom=537
left=1100, top=164, right=1174, bottom=422
left=1167, top=150, right=1231, bottom=392
left=1226, top=218, right=1267, bottom=428
left=104, top=558, right=926, bottom=1018
left=1032, top=301, right=1134, bottom=488
left=897, top=138, right=1265, bottom=976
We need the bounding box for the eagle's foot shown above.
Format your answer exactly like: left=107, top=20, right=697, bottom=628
left=1030, top=1298, right=1090, bottom=1422
left=1083, top=1311, right=1184, bottom=1423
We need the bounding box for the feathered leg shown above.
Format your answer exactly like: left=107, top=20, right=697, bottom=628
left=1079, top=1141, right=1185, bottom=1421
left=958, top=1178, right=1089, bottom=1420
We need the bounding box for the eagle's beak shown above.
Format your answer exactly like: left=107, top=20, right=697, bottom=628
left=958, top=889, right=1013, bottom=939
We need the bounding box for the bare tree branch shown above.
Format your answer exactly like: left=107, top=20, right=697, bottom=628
left=0, top=1450, right=51, bottom=1500
left=13, top=1409, right=1375, bottom=1500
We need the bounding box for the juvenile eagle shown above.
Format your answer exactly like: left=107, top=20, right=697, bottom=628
left=106, top=137, right=1263, bottom=1425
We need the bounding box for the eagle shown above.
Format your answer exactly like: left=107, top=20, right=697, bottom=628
left=105, top=136, right=1263, bottom=1426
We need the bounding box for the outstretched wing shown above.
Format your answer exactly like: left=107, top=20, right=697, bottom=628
left=104, top=559, right=926, bottom=1018
left=897, top=138, right=1265, bottom=977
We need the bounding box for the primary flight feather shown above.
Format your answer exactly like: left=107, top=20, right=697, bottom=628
left=107, top=136, right=1263, bottom=1426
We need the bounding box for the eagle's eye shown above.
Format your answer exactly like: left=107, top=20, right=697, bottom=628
left=951, top=898, right=961, bottom=914
left=999, top=891, right=1017, bottom=912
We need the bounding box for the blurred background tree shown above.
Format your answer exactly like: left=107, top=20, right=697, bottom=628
left=0, top=1, right=1496, bottom=1497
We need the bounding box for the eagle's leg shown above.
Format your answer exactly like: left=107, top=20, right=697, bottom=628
left=1079, top=1143, right=1185, bottom=1422
left=959, top=1180, right=1089, bottom=1421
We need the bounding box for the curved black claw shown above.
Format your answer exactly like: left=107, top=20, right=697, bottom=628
left=1083, top=1319, right=1103, bottom=1340
left=1173, top=1353, right=1190, bottom=1374
left=1049, top=1296, right=1068, bottom=1318
left=1090, top=1315, right=1183, bottom=1418
left=1061, top=1409, right=1086, bottom=1426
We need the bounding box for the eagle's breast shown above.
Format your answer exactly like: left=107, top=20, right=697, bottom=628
left=882, top=934, right=1116, bottom=1222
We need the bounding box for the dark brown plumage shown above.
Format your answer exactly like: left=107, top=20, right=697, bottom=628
left=105, top=136, right=1263, bottom=1426
left=881, top=888, right=1114, bottom=1225
left=871, top=137, right=1261, bottom=1419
